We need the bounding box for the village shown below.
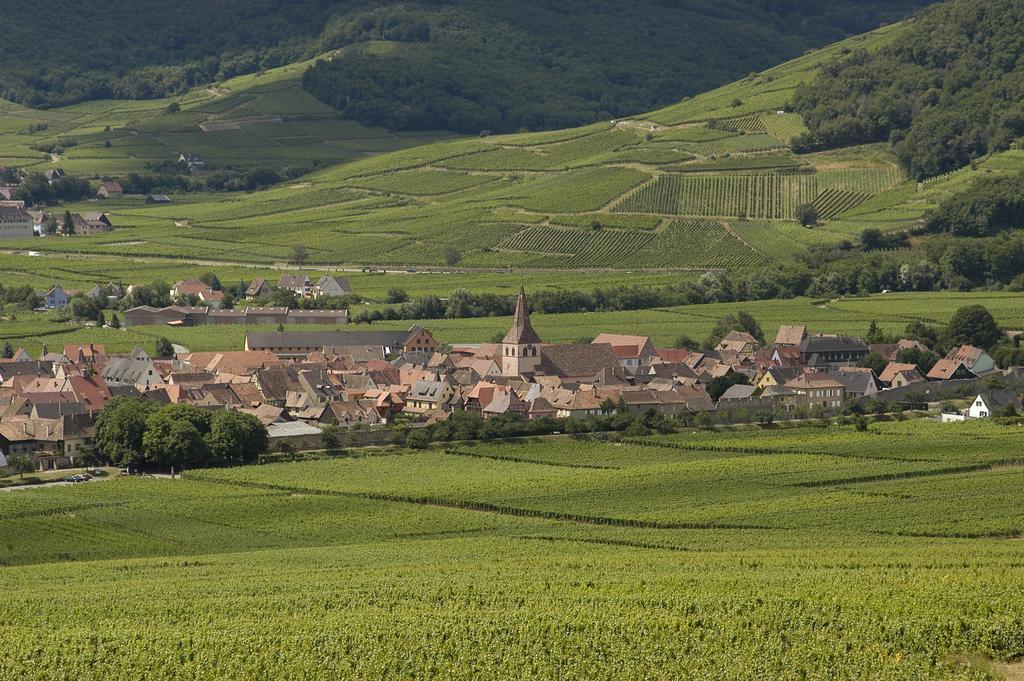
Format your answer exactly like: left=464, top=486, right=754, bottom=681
left=0, top=284, right=1019, bottom=474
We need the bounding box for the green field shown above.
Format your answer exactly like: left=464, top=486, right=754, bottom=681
left=2, top=419, right=1023, bottom=678
left=3, top=291, right=1022, bottom=355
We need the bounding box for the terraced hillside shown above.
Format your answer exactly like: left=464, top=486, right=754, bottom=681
left=3, top=20, right=1023, bottom=275
left=2, top=420, right=1023, bottom=678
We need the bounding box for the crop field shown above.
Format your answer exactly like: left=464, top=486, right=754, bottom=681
left=2, top=419, right=1023, bottom=678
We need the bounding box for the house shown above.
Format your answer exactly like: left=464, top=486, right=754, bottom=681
left=0, top=205, right=34, bottom=238
left=314, top=275, right=350, bottom=298
left=784, top=373, right=845, bottom=411
left=96, top=181, right=124, bottom=199
left=967, top=390, right=1022, bottom=418
left=278, top=274, right=311, bottom=296
left=591, top=333, right=655, bottom=374
left=832, top=370, right=881, bottom=399
left=102, top=355, right=165, bottom=392
left=798, top=335, right=869, bottom=371
left=925, top=359, right=977, bottom=382
left=879, top=362, right=925, bottom=388
left=945, top=345, right=997, bottom=376
left=718, top=384, right=757, bottom=403
left=244, top=278, right=272, bottom=300
left=716, top=331, right=760, bottom=355
left=44, top=286, right=70, bottom=309
left=171, top=278, right=215, bottom=300
left=178, top=153, right=206, bottom=172
left=773, top=325, right=807, bottom=347
left=44, top=168, right=65, bottom=184
left=146, top=194, right=171, bottom=204
left=406, top=379, right=455, bottom=413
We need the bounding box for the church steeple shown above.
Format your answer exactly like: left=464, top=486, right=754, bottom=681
left=501, top=285, right=541, bottom=376
left=502, top=285, right=542, bottom=345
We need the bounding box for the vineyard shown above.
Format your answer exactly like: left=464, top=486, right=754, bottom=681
left=615, top=173, right=819, bottom=219
left=1, top=420, right=1023, bottom=678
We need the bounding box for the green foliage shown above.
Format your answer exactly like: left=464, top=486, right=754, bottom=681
left=93, top=396, right=161, bottom=468
left=794, top=0, right=1024, bottom=179
left=945, top=304, right=1002, bottom=350
left=926, top=171, right=1024, bottom=237
left=154, top=336, right=174, bottom=358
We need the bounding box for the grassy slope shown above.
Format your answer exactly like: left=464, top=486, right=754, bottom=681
left=0, top=45, right=453, bottom=177
left=1, top=421, right=1022, bottom=677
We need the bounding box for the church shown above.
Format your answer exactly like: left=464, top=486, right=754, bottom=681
left=500, top=286, right=621, bottom=383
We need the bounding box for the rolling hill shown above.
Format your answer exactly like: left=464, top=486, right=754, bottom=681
left=1, top=0, right=1022, bottom=295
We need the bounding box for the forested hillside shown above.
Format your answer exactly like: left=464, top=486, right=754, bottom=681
left=793, top=0, right=1024, bottom=180
left=3, top=0, right=929, bottom=132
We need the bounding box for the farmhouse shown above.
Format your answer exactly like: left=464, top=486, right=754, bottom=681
left=179, top=153, right=206, bottom=172
left=244, top=278, right=272, bottom=300
left=314, top=275, right=350, bottom=298
left=44, top=286, right=70, bottom=309
left=97, top=181, right=124, bottom=198
left=278, top=274, right=311, bottom=296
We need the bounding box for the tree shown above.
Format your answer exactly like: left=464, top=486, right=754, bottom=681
left=945, top=305, right=1002, bottom=350
left=319, top=424, right=341, bottom=453
left=864, top=320, right=886, bottom=344
left=269, top=288, right=298, bottom=309
left=110, top=312, right=121, bottom=329
left=755, top=409, right=776, bottom=427
left=291, top=244, right=308, bottom=267
left=795, top=203, right=818, bottom=227
left=2, top=343, right=12, bottom=359
left=205, top=410, right=268, bottom=465
left=93, top=397, right=160, bottom=468
left=155, top=336, right=175, bottom=358
left=895, top=346, right=939, bottom=373
left=673, top=334, right=699, bottom=350
left=860, top=228, right=883, bottom=251
left=857, top=352, right=888, bottom=376
left=706, top=311, right=764, bottom=349
left=853, top=414, right=869, bottom=432
left=444, top=248, right=461, bottom=267
left=9, top=453, right=34, bottom=479
left=386, top=288, right=409, bottom=304
left=43, top=215, right=58, bottom=235
left=198, top=272, right=222, bottom=290
left=62, top=210, right=74, bottom=235
left=599, top=397, right=618, bottom=415
left=97, top=310, right=106, bottom=327
left=143, top=409, right=206, bottom=469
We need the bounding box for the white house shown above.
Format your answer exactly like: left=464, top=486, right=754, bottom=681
left=45, top=286, right=70, bottom=309
left=968, top=390, right=1022, bottom=419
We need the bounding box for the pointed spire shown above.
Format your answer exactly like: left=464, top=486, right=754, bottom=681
left=502, top=285, right=542, bottom=345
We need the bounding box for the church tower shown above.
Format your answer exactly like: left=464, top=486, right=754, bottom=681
left=501, top=285, right=542, bottom=377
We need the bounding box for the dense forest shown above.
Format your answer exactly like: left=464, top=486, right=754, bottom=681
left=793, top=0, right=1024, bottom=179
left=2, top=1, right=928, bottom=131
left=298, top=0, right=930, bottom=134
